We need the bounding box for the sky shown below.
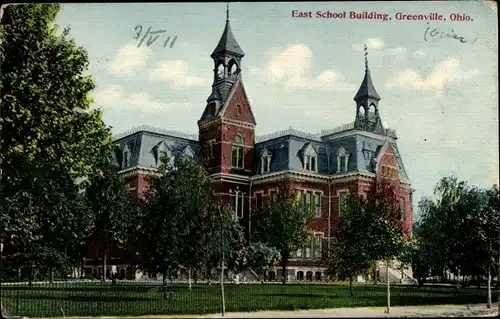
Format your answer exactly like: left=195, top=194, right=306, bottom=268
left=54, top=1, right=498, bottom=216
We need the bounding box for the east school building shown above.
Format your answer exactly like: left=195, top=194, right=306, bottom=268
left=84, top=14, right=414, bottom=282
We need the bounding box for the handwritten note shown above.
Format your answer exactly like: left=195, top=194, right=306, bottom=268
left=134, top=25, right=178, bottom=48
left=424, top=25, right=478, bottom=44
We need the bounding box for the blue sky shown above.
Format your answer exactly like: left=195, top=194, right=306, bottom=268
left=55, top=2, right=498, bottom=214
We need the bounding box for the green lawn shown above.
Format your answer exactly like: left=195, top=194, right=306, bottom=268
left=1, top=282, right=497, bottom=317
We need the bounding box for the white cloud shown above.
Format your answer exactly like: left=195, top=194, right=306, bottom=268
left=93, top=84, right=193, bottom=113
left=413, top=50, right=426, bottom=58
left=150, top=60, right=210, bottom=88
left=352, top=38, right=407, bottom=56
left=385, top=57, right=479, bottom=93
left=108, top=43, right=152, bottom=77
left=250, top=44, right=355, bottom=92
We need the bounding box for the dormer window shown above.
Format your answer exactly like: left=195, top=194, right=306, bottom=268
left=122, top=145, right=131, bottom=168
left=231, top=134, right=244, bottom=169
left=207, top=102, right=216, bottom=116
left=336, top=147, right=350, bottom=173
left=302, top=143, right=318, bottom=172
left=261, top=149, right=272, bottom=174
left=183, top=145, right=194, bottom=159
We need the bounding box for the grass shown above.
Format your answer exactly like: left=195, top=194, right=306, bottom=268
left=0, top=282, right=497, bottom=318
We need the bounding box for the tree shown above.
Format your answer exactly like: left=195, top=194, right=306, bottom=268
left=252, top=181, right=314, bottom=284
left=84, top=157, right=133, bottom=282
left=327, top=181, right=404, bottom=296
left=1, top=2, right=113, bottom=271
left=246, top=242, right=280, bottom=284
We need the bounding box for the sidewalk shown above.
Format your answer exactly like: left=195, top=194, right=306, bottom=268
left=202, top=303, right=499, bottom=318
left=40, top=303, right=499, bottom=319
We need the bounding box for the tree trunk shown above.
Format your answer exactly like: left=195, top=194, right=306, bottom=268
left=28, top=265, right=33, bottom=286
left=49, top=267, right=54, bottom=284
left=103, top=246, right=107, bottom=283
left=281, top=254, right=288, bottom=285
left=162, top=271, right=168, bottom=300
left=220, top=259, right=225, bottom=316
left=188, top=268, right=192, bottom=291
left=487, top=268, right=492, bottom=308
left=386, top=259, right=390, bottom=314
left=349, top=276, right=354, bottom=296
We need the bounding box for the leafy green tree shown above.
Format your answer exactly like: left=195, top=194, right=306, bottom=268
left=327, top=181, right=404, bottom=296
left=84, top=157, right=133, bottom=282
left=246, top=242, right=281, bottom=284
left=1, top=2, right=113, bottom=276
left=252, top=181, right=314, bottom=284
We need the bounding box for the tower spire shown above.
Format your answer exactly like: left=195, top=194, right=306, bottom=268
left=364, top=44, right=368, bottom=71
left=226, top=2, right=229, bottom=23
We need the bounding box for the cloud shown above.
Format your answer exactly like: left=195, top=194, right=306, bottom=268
left=352, top=38, right=407, bottom=56
left=413, top=50, right=426, bottom=58
left=93, top=84, right=193, bottom=113
left=150, top=60, right=210, bottom=88
left=384, top=57, right=479, bottom=93
left=250, top=44, right=355, bottom=92
left=108, top=43, right=152, bottom=77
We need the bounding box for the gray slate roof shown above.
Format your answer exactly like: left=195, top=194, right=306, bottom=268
left=354, top=69, right=381, bottom=101
left=211, top=21, right=245, bottom=58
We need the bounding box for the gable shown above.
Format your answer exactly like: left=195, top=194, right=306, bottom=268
left=221, top=78, right=257, bottom=125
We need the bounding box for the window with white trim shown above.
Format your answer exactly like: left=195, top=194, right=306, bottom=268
left=303, top=144, right=318, bottom=172
left=269, top=190, right=278, bottom=203
left=298, top=190, right=322, bottom=218
left=336, top=147, right=350, bottom=173
left=231, top=134, right=244, bottom=168
left=338, top=190, right=348, bottom=217
left=261, top=149, right=271, bottom=174
left=230, top=191, right=244, bottom=218
left=400, top=197, right=406, bottom=221
left=294, top=234, right=323, bottom=260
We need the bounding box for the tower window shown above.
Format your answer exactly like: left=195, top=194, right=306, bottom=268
left=231, top=134, right=244, bottom=168
left=207, top=139, right=215, bottom=158
left=230, top=63, right=238, bottom=75
left=230, top=191, right=244, bottom=218
left=400, top=197, right=406, bottom=221
left=216, top=63, right=224, bottom=79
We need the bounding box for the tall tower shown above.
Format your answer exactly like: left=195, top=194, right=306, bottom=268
left=353, top=45, right=385, bottom=135
left=198, top=4, right=256, bottom=177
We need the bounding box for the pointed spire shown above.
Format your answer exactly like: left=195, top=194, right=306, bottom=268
left=211, top=3, right=245, bottom=58
left=364, top=44, right=368, bottom=71
left=354, top=44, right=380, bottom=101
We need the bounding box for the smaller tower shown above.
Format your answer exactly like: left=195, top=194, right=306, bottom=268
left=353, top=45, right=384, bottom=135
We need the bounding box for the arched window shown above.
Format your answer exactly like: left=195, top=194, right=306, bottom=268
left=231, top=134, right=244, bottom=168
left=122, top=145, right=131, bottom=168
left=228, top=60, right=238, bottom=75
left=359, top=105, right=366, bottom=118
left=216, top=63, right=224, bottom=79
left=236, top=104, right=242, bottom=116
left=336, top=147, right=349, bottom=173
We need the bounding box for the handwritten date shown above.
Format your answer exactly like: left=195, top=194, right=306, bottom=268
left=134, top=25, right=178, bottom=48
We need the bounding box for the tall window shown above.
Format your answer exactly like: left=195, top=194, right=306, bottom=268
left=298, top=190, right=321, bottom=218
left=295, top=234, right=322, bottom=260
left=230, top=191, right=244, bottom=218
left=400, top=197, right=406, bottom=221
left=216, top=63, right=224, bottom=79
left=269, top=190, right=278, bottom=203
left=255, top=193, right=263, bottom=210
left=305, top=155, right=317, bottom=171
left=314, top=234, right=322, bottom=259
left=207, top=140, right=215, bottom=158
left=338, top=190, right=348, bottom=216
left=231, top=134, right=244, bottom=168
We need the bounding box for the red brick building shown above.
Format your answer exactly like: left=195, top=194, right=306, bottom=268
left=84, top=14, right=413, bottom=282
